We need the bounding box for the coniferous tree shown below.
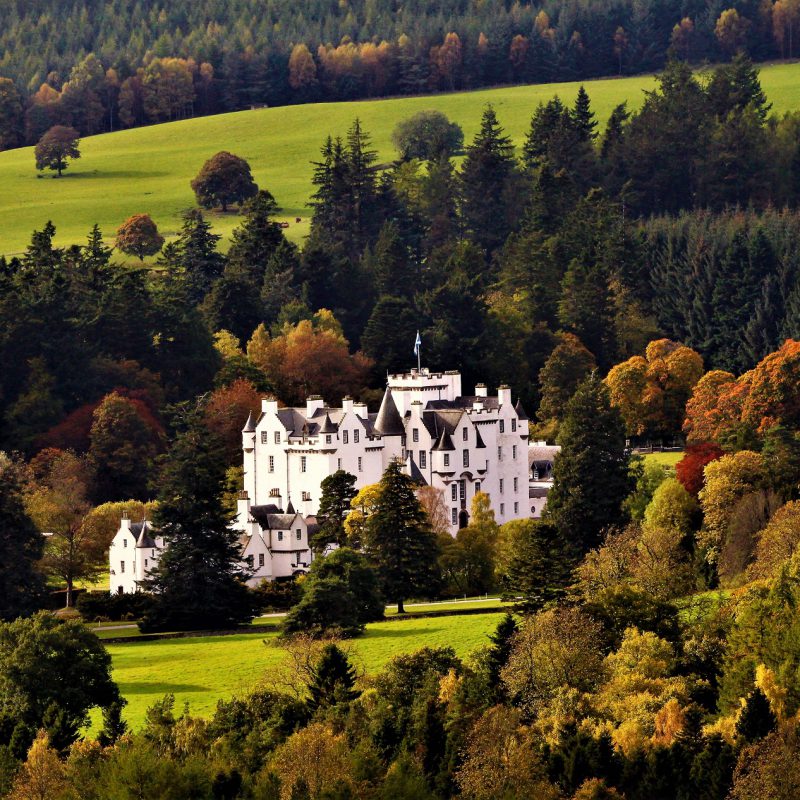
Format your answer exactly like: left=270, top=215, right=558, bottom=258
left=486, top=612, right=518, bottom=699
left=365, top=460, right=440, bottom=613
left=140, top=405, right=254, bottom=632
left=314, top=470, right=357, bottom=552
left=361, top=295, right=419, bottom=377
left=261, top=239, right=301, bottom=327
left=459, top=105, right=517, bottom=254
left=175, top=208, right=224, bottom=304
left=735, top=687, right=777, bottom=742
left=306, top=643, right=360, bottom=711
left=545, top=372, right=633, bottom=560
left=0, top=457, right=46, bottom=621
left=572, top=85, right=598, bottom=141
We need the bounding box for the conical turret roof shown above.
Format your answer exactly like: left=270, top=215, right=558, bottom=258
left=514, top=399, right=529, bottom=421
left=319, top=413, right=337, bottom=434
left=374, top=387, right=405, bottom=437
left=242, top=411, right=256, bottom=432
left=432, top=427, right=455, bottom=451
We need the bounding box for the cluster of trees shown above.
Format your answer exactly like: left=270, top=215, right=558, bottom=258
left=1, top=0, right=799, bottom=146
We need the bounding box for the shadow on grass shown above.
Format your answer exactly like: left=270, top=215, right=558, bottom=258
left=42, top=169, right=172, bottom=180
left=364, top=625, right=443, bottom=638
left=117, top=682, right=209, bottom=695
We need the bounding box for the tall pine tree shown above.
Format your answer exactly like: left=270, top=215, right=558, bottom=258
left=544, top=372, right=633, bottom=560
left=365, top=460, right=440, bottom=613
left=140, top=405, right=254, bottom=632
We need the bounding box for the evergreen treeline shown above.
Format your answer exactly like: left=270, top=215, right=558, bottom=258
left=0, top=0, right=797, bottom=146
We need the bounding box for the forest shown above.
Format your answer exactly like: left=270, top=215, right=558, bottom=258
left=5, top=52, right=800, bottom=800
left=0, top=0, right=799, bottom=145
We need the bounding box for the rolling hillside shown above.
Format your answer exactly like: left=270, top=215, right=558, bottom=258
left=2, top=61, right=800, bottom=256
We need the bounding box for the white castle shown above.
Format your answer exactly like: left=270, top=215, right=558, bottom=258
left=237, top=368, right=530, bottom=537
left=110, top=367, right=542, bottom=594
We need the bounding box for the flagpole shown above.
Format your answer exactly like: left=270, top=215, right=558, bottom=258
left=416, top=331, right=421, bottom=372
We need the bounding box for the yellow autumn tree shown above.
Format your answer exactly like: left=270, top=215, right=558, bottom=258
left=8, top=731, right=69, bottom=800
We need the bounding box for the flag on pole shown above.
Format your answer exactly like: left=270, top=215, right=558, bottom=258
left=413, top=331, right=421, bottom=357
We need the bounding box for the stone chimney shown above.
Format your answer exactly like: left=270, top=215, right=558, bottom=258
left=261, top=396, right=278, bottom=414
left=475, top=383, right=488, bottom=398
left=342, top=396, right=354, bottom=414
left=306, top=395, right=324, bottom=416
left=498, top=384, right=512, bottom=407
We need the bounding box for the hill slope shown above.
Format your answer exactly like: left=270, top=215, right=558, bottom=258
left=3, top=61, right=800, bottom=256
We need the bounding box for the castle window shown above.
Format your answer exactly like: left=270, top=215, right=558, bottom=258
left=123, top=539, right=127, bottom=548
left=337, top=458, right=342, bottom=469
left=144, top=559, right=148, bottom=567
left=246, top=555, right=254, bottom=568
left=259, top=553, right=265, bottom=567
left=514, top=477, right=518, bottom=492
left=463, top=450, right=469, bottom=467
left=358, top=457, right=363, bottom=472
left=120, top=561, right=125, bottom=573
left=413, top=428, right=419, bottom=442
left=296, top=529, right=302, bottom=540
left=462, top=428, right=468, bottom=441
left=512, top=445, right=517, bottom=459
left=499, top=420, right=504, bottom=433
left=343, top=430, right=349, bottom=444
left=500, top=478, right=504, bottom=494
left=500, top=503, right=505, bottom=515
left=419, top=451, right=426, bottom=469
left=277, top=531, right=283, bottom=541
left=475, top=481, right=481, bottom=493
left=512, top=419, right=517, bottom=432
left=354, top=430, right=359, bottom=443
left=300, top=456, right=307, bottom=472
left=452, top=508, right=458, bottom=525
left=326, top=435, right=331, bottom=444
left=261, top=432, right=268, bottom=443
left=498, top=446, right=502, bottom=460
left=269, top=456, right=274, bottom=472
left=274, top=431, right=280, bottom=444
left=444, top=453, right=450, bottom=467
left=451, top=484, right=457, bottom=501
left=514, top=502, right=519, bottom=515
left=302, top=491, right=311, bottom=501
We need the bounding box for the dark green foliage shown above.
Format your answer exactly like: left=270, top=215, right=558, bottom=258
left=364, top=461, right=440, bottom=613
left=174, top=209, right=225, bottom=304
left=391, top=111, right=464, bottom=161
left=545, top=372, right=633, bottom=559
left=501, top=520, right=571, bottom=612
left=191, top=151, right=258, bottom=212
left=76, top=590, right=152, bottom=622
left=459, top=105, right=518, bottom=254
left=361, top=295, right=419, bottom=377
left=314, top=470, right=357, bottom=551
left=283, top=548, right=383, bottom=637
left=97, top=699, right=129, bottom=747
left=307, top=643, right=360, bottom=711
left=0, top=460, right=45, bottom=621
left=486, top=613, right=518, bottom=699
left=736, top=687, right=777, bottom=742
left=0, top=612, right=120, bottom=753
left=139, top=406, right=255, bottom=632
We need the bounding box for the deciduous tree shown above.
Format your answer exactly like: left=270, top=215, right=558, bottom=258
left=115, top=214, right=164, bottom=261
left=34, top=125, right=80, bottom=176
left=191, top=151, right=258, bottom=212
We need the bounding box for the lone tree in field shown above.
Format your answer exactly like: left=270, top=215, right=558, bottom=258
left=391, top=110, right=464, bottom=161
left=115, top=213, right=164, bottom=260
left=139, top=404, right=254, bottom=632
left=34, top=125, right=80, bottom=177
left=364, top=460, right=440, bottom=613
left=191, top=151, right=258, bottom=212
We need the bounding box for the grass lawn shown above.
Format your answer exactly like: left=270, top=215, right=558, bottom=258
left=641, top=450, right=685, bottom=469
left=2, top=61, right=800, bottom=256
left=102, top=612, right=504, bottom=730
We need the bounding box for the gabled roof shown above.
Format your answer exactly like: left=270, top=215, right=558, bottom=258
left=514, top=399, right=529, bottom=421
left=250, top=505, right=302, bottom=531
left=373, top=387, right=404, bottom=437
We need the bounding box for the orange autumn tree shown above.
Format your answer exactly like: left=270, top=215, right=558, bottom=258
left=605, top=339, right=704, bottom=439
left=247, top=310, right=372, bottom=405
left=684, top=340, right=800, bottom=444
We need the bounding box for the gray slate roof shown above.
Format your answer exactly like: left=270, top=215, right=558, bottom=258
left=373, top=387, right=405, bottom=436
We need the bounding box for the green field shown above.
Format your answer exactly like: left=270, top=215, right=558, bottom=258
left=641, top=450, right=685, bottom=468
left=103, top=612, right=504, bottom=730
left=3, top=61, right=800, bottom=256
